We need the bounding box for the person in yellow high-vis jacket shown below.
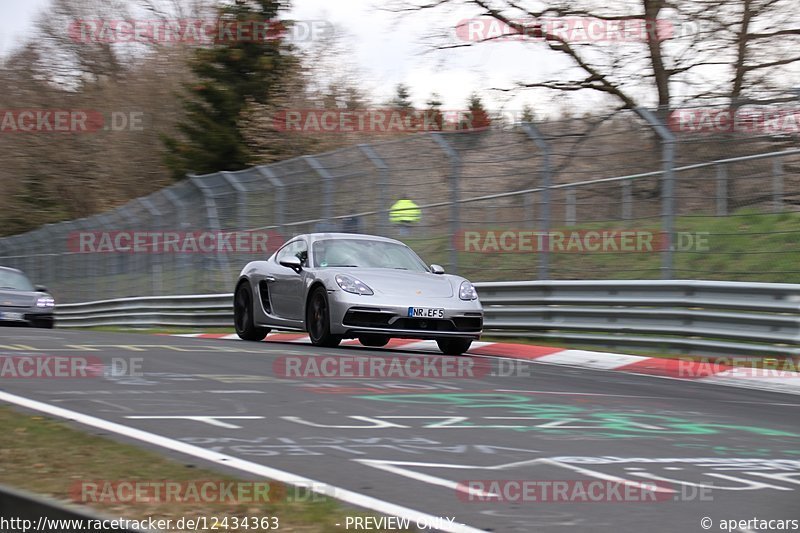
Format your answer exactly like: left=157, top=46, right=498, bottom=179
left=389, top=198, right=421, bottom=236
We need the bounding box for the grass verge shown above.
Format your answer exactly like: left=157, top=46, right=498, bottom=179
left=0, top=406, right=408, bottom=532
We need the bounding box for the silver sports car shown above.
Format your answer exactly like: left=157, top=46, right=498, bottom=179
left=233, top=233, right=483, bottom=354
left=0, top=266, right=56, bottom=328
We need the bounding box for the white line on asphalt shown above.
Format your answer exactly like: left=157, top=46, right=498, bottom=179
left=206, top=390, right=266, bottom=394
left=494, top=389, right=671, bottom=398
left=0, top=390, right=485, bottom=533
left=468, top=353, right=800, bottom=397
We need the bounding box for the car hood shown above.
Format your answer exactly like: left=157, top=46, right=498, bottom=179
left=336, top=269, right=455, bottom=298
left=0, top=289, right=37, bottom=308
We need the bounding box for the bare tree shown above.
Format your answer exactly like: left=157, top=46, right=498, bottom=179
left=395, top=0, right=800, bottom=113
left=0, top=0, right=200, bottom=235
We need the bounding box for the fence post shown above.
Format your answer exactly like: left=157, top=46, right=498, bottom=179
left=73, top=218, right=98, bottom=302
left=565, top=187, right=576, bottom=226
left=27, top=228, right=51, bottom=292
left=138, top=197, right=163, bottom=296
left=431, top=133, right=461, bottom=275
left=716, top=164, right=728, bottom=216
left=93, top=213, right=116, bottom=298
left=304, top=156, right=334, bottom=230
left=221, top=171, right=248, bottom=230
left=358, top=143, right=390, bottom=236
left=773, top=157, right=784, bottom=213
left=622, top=180, right=633, bottom=226
left=521, top=123, right=551, bottom=280
left=163, top=186, right=191, bottom=295
left=256, top=166, right=286, bottom=230
left=116, top=205, right=141, bottom=298
left=190, top=174, right=230, bottom=294
left=635, top=108, right=676, bottom=280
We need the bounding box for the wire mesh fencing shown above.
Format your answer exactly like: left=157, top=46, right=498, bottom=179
left=1, top=104, right=799, bottom=303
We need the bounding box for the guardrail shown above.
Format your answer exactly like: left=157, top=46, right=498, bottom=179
left=56, top=294, right=233, bottom=328
left=55, top=280, right=800, bottom=357
left=0, top=483, right=148, bottom=532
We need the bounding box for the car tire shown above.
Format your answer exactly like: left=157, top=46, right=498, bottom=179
left=358, top=335, right=390, bottom=347
left=307, top=286, right=342, bottom=348
left=234, top=281, right=270, bottom=341
left=436, top=338, right=472, bottom=355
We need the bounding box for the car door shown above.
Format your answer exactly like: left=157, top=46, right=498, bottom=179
left=269, top=239, right=308, bottom=322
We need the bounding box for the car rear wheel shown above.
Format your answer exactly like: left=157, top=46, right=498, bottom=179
left=436, top=337, right=472, bottom=355
left=307, top=286, right=341, bottom=348
left=234, top=282, right=269, bottom=341
left=358, top=334, right=390, bottom=347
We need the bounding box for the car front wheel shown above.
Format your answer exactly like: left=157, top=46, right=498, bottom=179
left=31, top=317, right=54, bottom=329
left=436, top=337, right=472, bottom=355
left=234, top=281, right=269, bottom=341
left=307, top=286, right=342, bottom=348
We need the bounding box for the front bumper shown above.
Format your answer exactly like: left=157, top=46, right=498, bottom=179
left=327, top=291, right=483, bottom=340
left=0, top=306, right=54, bottom=327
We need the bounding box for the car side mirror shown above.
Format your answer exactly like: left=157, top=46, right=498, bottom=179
left=430, top=264, right=445, bottom=275
left=279, top=256, right=303, bottom=273
left=35, top=285, right=48, bottom=293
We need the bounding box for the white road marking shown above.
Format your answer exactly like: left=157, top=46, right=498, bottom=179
left=494, top=389, right=671, bottom=398
left=0, top=390, right=484, bottom=533
left=356, top=457, right=675, bottom=496
left=125, top=415, right=264, bottom=429
left=174, top=334, right=800, bottom=395
left=535, top=349, right=648, bottom=369
left=206, top=390, right=266, bottom=394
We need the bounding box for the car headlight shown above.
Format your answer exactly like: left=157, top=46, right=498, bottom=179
left=36, top=296, right=55, bottom=308
left=459, top=281, right=478, bottom=301
left=335, top=274, right=374, bottom=295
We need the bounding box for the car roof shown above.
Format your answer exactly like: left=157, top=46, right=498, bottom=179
left=0, top=266, right=24, bottom=274
left=298, top=233, right=406, bottom=246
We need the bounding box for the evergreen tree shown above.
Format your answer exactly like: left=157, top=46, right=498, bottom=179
left=459, top=92, right=491, bottom=131
left=423, top=92, right=444, bottom=132
left=521, top=104, right=535, bottom=123
left=392, top=83, right=414, bottom=111
left=163, top=0, right=296, bottom=180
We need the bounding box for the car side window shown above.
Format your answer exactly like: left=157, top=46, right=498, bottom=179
left=276, top=240, right=308, bottom=267
left=295, top=243, right=308, bottom=267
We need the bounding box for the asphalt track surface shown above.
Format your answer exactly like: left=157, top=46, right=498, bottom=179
left=1, top=327, right=799, bottom=533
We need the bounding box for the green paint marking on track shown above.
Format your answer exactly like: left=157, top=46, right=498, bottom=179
left=355, top=393, right=800, bottom=438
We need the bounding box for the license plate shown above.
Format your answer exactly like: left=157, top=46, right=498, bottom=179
left=0, top=312, right=24, bottom=321
left=408, top=307, right=445, bottom=319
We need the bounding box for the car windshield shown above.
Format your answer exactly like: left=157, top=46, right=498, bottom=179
left=312, top=239, right=429, bottom=271
left=0, top=269, right=35, bottom=291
